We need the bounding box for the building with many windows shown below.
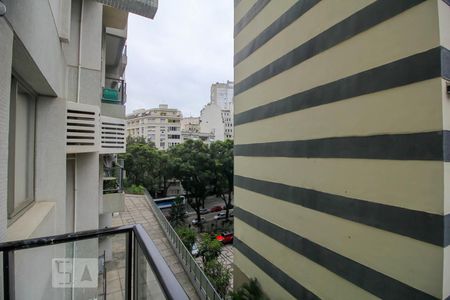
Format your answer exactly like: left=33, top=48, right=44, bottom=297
left=126, top=104, right=183, bottom=150
left=234, top=1, right=450, bottom=299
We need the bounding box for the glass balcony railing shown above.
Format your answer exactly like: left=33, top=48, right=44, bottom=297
left=102, top=77, right=126, bottom=105
left=0, top=224, right=188, bottom=300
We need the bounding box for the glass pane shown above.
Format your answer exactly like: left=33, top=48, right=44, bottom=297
left=135, top=243, right=166, bottom=300
left=13, top=233, right=128, bottom=300
left=101, top=233, right=128, bottom=300
left=13, top=88, right=35, bottom=210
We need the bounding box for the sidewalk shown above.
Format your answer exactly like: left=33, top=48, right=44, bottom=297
left=108, top=194, right=200, bottom=300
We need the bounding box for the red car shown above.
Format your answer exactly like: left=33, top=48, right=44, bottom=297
left=209, top=205, right=222, bottom=212
left=216, top=232, right=234, bottom=244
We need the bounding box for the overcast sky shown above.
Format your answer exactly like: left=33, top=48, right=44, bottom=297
left=125, top=0, right=234, bottom=117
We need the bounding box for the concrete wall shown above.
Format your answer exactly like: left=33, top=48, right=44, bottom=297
left=63, top=0, right=103, bottom=105
left=234, top=1, right=450, bottom=299
left=0, top=19, right=13, bottom=244
left=3, top=0, right=66, bottom=96
left=36, top=97, right=67, bottom=234
left=76, top=153, right=99, bottom=231
left=200, top=102, right=225, bottom=141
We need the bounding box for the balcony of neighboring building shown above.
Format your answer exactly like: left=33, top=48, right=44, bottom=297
left=101, top=5, right=128, bottom=120
left=102, top=162, right=125, bottom=214
left=101, top=75, right=127, bottom=119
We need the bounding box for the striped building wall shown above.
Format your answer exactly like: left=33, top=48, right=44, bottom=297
left=233, top=1, right=450, bottom=299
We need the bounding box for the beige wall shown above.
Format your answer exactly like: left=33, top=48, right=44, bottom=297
left=234, top=1, right=450, bottom=299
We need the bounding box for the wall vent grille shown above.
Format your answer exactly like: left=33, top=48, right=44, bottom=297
left=66, top=102, right=100, bottom=153
left=100, top=116, right=126, bottom=154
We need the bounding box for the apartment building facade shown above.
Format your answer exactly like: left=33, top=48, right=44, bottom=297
left=234, top=1, right=450, bottom=299
left=180, top=116, right=214, bottom=144
left=202, top=81, right=235, bottom=141
left=126, top=104, right=183, bottom=150
left=211, top=80, right=234, bottom=110
left=0, top=0, right=157, bottom=298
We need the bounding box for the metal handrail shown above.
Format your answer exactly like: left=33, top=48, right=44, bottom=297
left=0, top=224, right=188, bottom=300
left=144, top=189, right=223, bottom=300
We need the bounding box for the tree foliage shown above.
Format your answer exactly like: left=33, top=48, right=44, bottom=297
left=229, top=278, right=269, bottom=300
left=175, top=226, right=197, bottom=251
left=199, top=233, right=222, bottom=264
left=121, top=139, right=160, bottom=195
left=203, top=259, right=231, bottom=297
left=169, top=196, right=187, bottom=228
left=168, top=140, right=214, bottom=227
left=210, top=140, right=234, bottom=219
left=122, top=137, right=177, bottom=197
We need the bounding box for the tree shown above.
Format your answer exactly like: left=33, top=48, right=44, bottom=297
left=203, top=259, right=231, bottom=297
left=169, top=140, right=214, bottom=228
left=121, top=139, right=160, bottom=196
left=169, top=196, right=187, bottom=228
left=122, top=137, right=177, bottom=198
left=155, top=150, right=176, bottom=197
left=229, top=278, right=269, bottom=300
left=210, top=140, right=234, bottom=219
left=175, top=226, right=196, bottom=250
left=199, top=233, right=222, bottom=264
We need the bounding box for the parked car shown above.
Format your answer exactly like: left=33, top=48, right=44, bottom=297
left=200, top=208, right=209, bottom=215
left=191, top=242, right=200, bottom=257
left=209, top=205, right=222, bottom=212
left=214, top=212, right=227, bottom=220
left=192, top=217, right=206, bottom=226
left=216, top=232, right=234, bottom=244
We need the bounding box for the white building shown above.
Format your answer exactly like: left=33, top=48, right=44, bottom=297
left=211, top=80, right=234, bottom=110
left=126, top=104, right=183, bottom=150
left=200, top=81, right=234, bottom=141
left=181, top=116, right=201, bottom=133
left=200, top=103, right=226, bottom=141
left=0, top=0, right=164, bottom=299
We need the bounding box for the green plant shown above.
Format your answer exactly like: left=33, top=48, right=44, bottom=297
left=229, top=278, right=269, bottom=300
left=175, top=226, right=196, bottom=250
left=169, top=196, right=187, bottom=227
left=125, top=184, right=145, bottom=195
left=203, top=259, right=231, bottom=297
left=199, top=233, right=222, bottom=264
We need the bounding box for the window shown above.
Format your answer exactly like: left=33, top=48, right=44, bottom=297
left=8, top=78, right=36, bottom=220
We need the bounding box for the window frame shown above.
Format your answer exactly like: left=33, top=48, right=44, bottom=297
left=7, top=76, right=37, bottom=223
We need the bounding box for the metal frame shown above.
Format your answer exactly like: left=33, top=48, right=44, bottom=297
left=0, top=224, right=188, bottom=300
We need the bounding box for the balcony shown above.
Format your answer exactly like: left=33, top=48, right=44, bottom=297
left=102, top=77, right=126, bottom=105
left=96, top=0, right=158, bottom=19
left=102, top=164, right=125, bottom=213
left=0, top=224, right=188, bottom=299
